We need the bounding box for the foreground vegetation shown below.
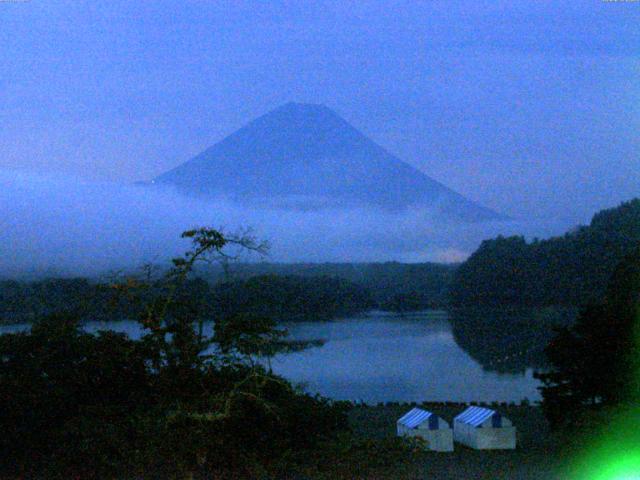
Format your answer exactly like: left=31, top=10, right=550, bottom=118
left=0, top=229, right=355, bottom=479
left=536, top=245, right=640, bottom=427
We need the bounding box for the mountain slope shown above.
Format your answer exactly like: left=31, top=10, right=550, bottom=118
left=155, top=102, right=503, bottom=221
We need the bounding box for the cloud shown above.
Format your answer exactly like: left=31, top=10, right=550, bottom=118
left=0, top=170, right=571, bottom=278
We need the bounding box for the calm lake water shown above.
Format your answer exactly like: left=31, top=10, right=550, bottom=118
left=0, top=310, right=543, bottom=403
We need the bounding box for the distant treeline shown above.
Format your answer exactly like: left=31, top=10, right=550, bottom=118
left=0, top=278, right=110, bottom=324
left=0, top=262, right=456, bottom=324
left=211, top=275, right=373, bottom=321
left=199, top=261, right=456, bottom=312
left=450, top=199, right=640, bottom=307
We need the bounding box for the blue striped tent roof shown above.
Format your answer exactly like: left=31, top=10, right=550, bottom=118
left=397, top=408, right=433, bottom=428
left=454, top=406, right=497, bottom=427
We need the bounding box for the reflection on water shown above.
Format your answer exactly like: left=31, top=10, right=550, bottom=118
left=0, top=309, right=570, bottom=403
left=449, top=307, right=577, bottom=374
left=270, top=310, right=546, bottom=403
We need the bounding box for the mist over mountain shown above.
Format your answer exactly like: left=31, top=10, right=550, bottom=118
left=155, top=103, right=503, bottom=222
left=1, top=168, right=568, bottom=280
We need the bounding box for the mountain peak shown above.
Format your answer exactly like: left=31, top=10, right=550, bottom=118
left=155, top=104, right=504, bottom=221
left=245, top=102, right=355, bottom=137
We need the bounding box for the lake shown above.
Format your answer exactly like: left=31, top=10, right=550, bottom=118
left=272, top=311, right=543, bottom=403
left=0, top=310, right=548, bottom=403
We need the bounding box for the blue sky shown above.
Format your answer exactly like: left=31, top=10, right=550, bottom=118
left=1, top=0, right=639, bottom=222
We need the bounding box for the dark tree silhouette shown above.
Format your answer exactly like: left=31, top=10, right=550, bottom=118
left=535, top=246, right=640, bottom=427
left=0, top=228, right=350, bottom=479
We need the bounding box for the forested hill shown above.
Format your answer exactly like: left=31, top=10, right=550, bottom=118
left=451, top=199, right=640, bottom=306
left=450, top=199, right=640, bottom=307
left=0, top=262, right=455, bottom=324
left=0, top=262, right=457, bottom=324
left=199, top=262, right=455, bottom=312
left=211, top=275, right=373, bottom=322
left=0, top=275, right=373, bottom=325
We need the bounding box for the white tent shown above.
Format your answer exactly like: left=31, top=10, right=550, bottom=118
left=396, top=407, right=453, bottom=452
left=453, top=406, right=516, bottom=450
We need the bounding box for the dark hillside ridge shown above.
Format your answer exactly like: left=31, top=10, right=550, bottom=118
left=450, top=198, right=640, bottom=307
left=0, top=262, right=456, bottom=324
left=197, top=261, right=456, bottom=311
left=211, top=275, right=374, bottom=322
left=155, top=102, right=504, bottom=222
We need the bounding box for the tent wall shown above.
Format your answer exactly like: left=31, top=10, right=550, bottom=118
left=399, top=426, right=454, bottom=452
left=396, top=412, right=453, bottom=452
left=453, top=421, right=516, bottom=450
left=476, top=427, right=516, bottom=450
left=453, top=421, right=476, bottom=448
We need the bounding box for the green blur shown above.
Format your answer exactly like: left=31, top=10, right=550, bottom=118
left=569, top=406, right=640, bottom=480
left=570, top=302, right=640, bottom=480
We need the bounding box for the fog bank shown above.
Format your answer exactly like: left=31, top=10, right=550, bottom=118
left=1, top=170, right=572, bottom=278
